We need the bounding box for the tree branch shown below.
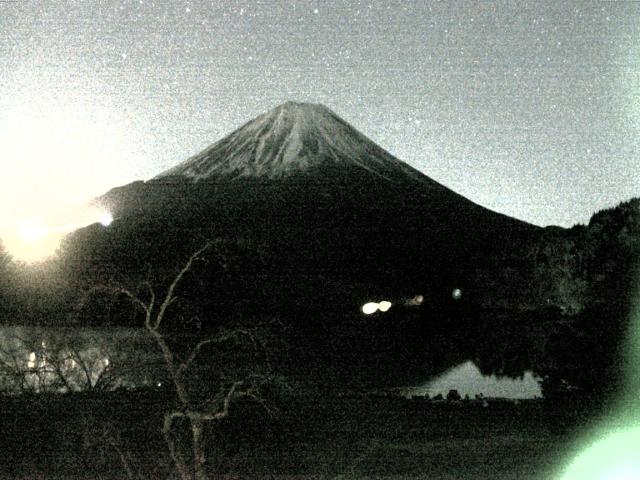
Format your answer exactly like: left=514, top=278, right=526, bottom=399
left=154, top=241, right=212, bottom=331
left=162, top=411, right=191, bottom=480
left=117, top=287, right=152, bottom=320
left=178, top=338, right=218, bottom=375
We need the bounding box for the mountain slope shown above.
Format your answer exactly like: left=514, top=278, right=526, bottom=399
left=156, top=101, right=434, bottom=184
left=74, top=102, right=539, bottom=316
left=46, top=101, right=555, bottom=386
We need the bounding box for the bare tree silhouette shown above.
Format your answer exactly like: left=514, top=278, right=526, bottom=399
left=117, top=241, right=276, bottom=480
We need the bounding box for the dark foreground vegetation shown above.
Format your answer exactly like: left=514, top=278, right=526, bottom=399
left=0, top=198, right=638, bottom=478
left=0, top=388, right=594, bottom=479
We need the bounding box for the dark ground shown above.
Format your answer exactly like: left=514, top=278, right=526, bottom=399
left=0, top=389, right=597, bottom=479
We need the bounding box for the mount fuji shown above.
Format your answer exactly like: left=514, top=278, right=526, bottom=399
left=68, top=101, right=538, bottom=314
left=45, top=102, right=634, bottom=390
left=157, top=101, right=439, bottom=184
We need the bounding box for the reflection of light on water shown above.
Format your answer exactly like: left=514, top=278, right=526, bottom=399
left=404, top=361, right=542, bottom=399
left=0, top=326, right=163, bottom=394
left=27, top=352, right=36, bottom=369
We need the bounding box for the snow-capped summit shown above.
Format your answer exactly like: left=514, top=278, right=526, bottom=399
left=156, top=101, right=429, bottom=183
left=87, top=99, right=538, bottom=328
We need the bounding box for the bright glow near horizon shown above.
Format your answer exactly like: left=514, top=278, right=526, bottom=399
left=99, top=213, right=113, bottom=227
left=2, top=205, right=114, bottom=262
left=17, top=219, right=49, bottom=244
left=0, top=96, right=135, bottom=262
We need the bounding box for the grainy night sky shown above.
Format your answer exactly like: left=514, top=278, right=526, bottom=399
left=1, top=0, right=639, bottom=230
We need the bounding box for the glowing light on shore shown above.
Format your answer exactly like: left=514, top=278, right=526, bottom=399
left=378, top=301, right=392, bottom=312
left=362, top=302, right=379, bottom=315
left=411, top=294, right=424, bottom=305
left=361, top=300, right=393, bottom=315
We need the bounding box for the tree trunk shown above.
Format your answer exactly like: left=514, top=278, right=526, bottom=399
left=192, top=417, right=208, bottom=480
left=162, top=412, right=192, bottom=480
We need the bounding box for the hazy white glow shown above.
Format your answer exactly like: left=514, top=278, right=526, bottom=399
left=0, top=95, right=136, bottom=261
left=378, top=300, right=392, bottom=312
left=99, top=213, right=113, bottom=227
left=362, top=302, right=379, bottom=315
left=560, top=427, right=640, bottom=480
left=452, top=288, right=462, bottom=300
left=3, top=205, right=114, bottom=262
left=18, top=219, right=48, bottom=244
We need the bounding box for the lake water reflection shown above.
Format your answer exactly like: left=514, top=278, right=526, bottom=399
left=0, top=326, right=164, bottom=393
left=404, top=360, right=542, bottom=399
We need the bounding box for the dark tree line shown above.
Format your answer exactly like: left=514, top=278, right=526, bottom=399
left=0, top=240, right=14, bottom=317
left=470, top=198, right=639, bottom=312
left=469, top=198, right=640, bottom=399
left=2, top=198, right=640, bottom=400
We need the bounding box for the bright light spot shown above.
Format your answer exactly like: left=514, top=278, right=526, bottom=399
left=452, top=288, right=462, bottom=300
left=4, top=205, right=115, bottom=262
left=560, top=427, right=640, bottom=479
left=99, top=212, right=113, bottom=227
left=27, top=352, right=36, bottom=369
left=378, top=301, right=392, bottom=312
left=0, top=94, right=143, bottom=261
left=18, top=219, right=48, bottom=244
left=362, top=302, right=379, bottom=315
left=362, top=301, right=393, bottom=314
